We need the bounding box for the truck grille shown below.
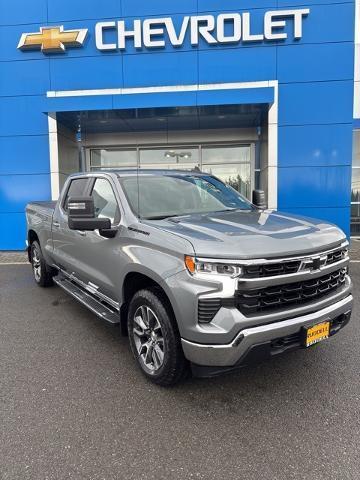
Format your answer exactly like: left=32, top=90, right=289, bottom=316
left=236, top=268, right=347, bottom=315
left=243, top=260, right=301, bottom=278
left=326, top=248, right=346, bottom=265
left=242, top=245, right=347, bottom=279
left=198, top=298, right=221, bottom=323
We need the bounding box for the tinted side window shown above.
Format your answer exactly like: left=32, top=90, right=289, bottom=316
left=91, top=178, right=120, bottom=224
left=63, top=178, right=89, bottom=210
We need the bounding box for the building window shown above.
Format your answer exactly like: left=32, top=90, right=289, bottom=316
left=90, top=149, right=137, bottom=169
left=351, top=130, right=360, bottom=236
left=90, top=144, right=253, bottom=199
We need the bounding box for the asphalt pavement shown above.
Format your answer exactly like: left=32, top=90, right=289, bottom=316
left=0, top=262, right=359, bottom=480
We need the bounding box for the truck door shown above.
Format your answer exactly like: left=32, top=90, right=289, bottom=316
left=69, top=175, right=124, bottom=300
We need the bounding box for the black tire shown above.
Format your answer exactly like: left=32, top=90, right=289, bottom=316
left=127, top=288, right=188, bottom=386
left=30, top=241, right=54, bottom=287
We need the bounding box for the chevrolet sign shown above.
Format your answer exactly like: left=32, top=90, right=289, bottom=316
left=18, top=9, right=309, bottom=54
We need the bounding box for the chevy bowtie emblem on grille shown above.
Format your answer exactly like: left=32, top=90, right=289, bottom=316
left=311, top=256, right=321, bottom=270
left=17, top=26, right=88, bottom=53
left=300, top=255, right=327, bottom=272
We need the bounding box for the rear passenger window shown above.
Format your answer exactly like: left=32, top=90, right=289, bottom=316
left=63, top=178, right=89, bottom=211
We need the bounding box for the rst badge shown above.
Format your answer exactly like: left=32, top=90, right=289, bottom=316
left=17, top=26, right=88, bottom=53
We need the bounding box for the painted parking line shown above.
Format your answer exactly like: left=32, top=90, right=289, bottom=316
left=0, top=262, right=28, bottom=265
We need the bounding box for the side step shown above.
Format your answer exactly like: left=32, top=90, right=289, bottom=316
left=53, top=275, right=120, bottom=325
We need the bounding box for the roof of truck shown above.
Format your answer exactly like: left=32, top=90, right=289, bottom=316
left=69, top=169, right=211, bottom=179
left=113, top=168, right=205, bottom=177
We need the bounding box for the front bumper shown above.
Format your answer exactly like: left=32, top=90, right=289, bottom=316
left=181, top=294, right=353, bottom=373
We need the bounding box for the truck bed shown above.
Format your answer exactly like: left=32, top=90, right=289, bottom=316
left=26, top=201, right=57, bottom=250
left=27, top=201, right=57, bottom=211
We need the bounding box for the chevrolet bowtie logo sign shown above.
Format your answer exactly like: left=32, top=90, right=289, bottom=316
left=17, top=10, right=309, bottom=54
left=17, top=26, right=88, bottom=53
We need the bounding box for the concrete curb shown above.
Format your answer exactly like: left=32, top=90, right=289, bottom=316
left=0, top=251, right=28, bottom=264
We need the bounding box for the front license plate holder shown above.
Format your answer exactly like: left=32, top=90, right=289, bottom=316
left=304, top=321, right=330, bottom=347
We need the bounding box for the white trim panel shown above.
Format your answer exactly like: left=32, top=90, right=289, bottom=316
left=47, top=81, right=276, bottom=98
left=267, top=80, right=278, bottom=209
left=48, top=113, right=60, bottom=200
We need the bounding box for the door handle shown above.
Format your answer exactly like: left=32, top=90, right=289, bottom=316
left=53, top=222, right=60, bottom=228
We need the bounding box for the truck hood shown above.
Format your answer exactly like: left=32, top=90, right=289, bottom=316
left=143, top=210, right=346, bottom=259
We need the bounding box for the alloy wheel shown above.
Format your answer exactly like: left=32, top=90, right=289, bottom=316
left=133, top=305, right=165, bottom=373
left=32, top=246, right=42, bottom=282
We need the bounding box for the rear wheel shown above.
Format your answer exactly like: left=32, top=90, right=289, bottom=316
left=127, top=288, right=188, bottom=386
left=30, top=241, right=54, bottom=287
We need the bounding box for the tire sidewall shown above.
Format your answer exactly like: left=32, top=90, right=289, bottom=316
left=31, top=241, right=51, bottom=287
left=127, top=289, right=179, bottom=382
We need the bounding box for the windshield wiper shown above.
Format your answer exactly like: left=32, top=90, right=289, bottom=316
left=144, top=214, right=180, bottom=220
left=214, top=208, right=248, bottom=213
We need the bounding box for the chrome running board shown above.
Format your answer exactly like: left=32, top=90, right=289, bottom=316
left=54, top=274, right=120, bottom=325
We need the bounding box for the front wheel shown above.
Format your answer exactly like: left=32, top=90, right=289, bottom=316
left=127, top=288, right=188, bottom=386
left=30, top=241, right=54, bottom=287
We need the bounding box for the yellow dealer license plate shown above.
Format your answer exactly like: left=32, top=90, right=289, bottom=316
left=305, top=321, right=330, bottom=347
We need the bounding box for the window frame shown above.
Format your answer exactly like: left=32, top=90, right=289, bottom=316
left=89, top=176, right=121, bottom=226
left=62, top=177, right=92, bottom=212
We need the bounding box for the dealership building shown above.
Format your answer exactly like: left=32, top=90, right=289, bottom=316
left=0, top=0, right=359, bottom=249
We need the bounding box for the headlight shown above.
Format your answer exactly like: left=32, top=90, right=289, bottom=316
left=185, top=255, right=242, bottom=278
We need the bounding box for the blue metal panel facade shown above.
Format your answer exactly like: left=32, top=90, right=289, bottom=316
left=0, top=0, right=355, bottom=249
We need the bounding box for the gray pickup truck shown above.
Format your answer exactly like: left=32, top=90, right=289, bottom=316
left=26, top=170, right=352, bottom=385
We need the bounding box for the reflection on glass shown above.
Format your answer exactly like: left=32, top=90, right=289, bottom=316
left=353, top=130, right=360, bottom=167
left=202, top=164, right=251, bottom=199
left=351, top=168, right=360, bottom=202
left=202, top=146, right=250, bottom=165
left=89, top=144, right=253, bottom=200
left=351, top=203, right=360, bottom=218
left=90, top=149, right=137, bottom=169
left=140, top=148, right=199, bottom=164
left=351, top=202, right=360, bottom=235
left=141, top=163, right=198, bottom=171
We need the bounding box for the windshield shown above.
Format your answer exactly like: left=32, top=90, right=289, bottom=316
left=119, top=173, right=254, bottom=219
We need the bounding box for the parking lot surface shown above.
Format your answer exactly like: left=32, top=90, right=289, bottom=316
left=0, top=263, right=359, bottom=480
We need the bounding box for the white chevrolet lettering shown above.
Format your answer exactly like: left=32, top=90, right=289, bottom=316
left=293, top=8, right=310, bottom=38
left=242, top=13, right=264, bottom=42
left=95, top=21, right=117, bottom=50
left=164, top=16, right=190, bottom=46
left=264, top=9, right=309, bottom=41
left=216, top=14, right=241, bottom=43
left=264, top=11, right=287, bottom=40
left=190, top=15, right=217, bottom=45
left=95, top=9, right=310, bottom=51
left=117, top=19, right=142, bottom=49
left=143, top=19, right=166, bottom=48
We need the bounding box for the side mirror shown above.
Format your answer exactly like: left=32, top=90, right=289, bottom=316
left=67, top=196, right=111, bottom=231
left=252, top=190, right=267, bottom=209
left=68, top=196, right=94, bottom=218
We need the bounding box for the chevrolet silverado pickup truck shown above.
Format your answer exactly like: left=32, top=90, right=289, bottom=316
left=26, top=170, right=352, bottom=385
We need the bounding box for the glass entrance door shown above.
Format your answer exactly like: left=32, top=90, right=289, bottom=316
left=89, top=144, right=254, bottom=199
left=200, top=146, right=252, bottom=199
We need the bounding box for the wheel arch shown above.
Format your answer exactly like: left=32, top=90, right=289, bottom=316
left=120, top=269, right=179, bottom=337
left=27, top=229, right=39, bottom=262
